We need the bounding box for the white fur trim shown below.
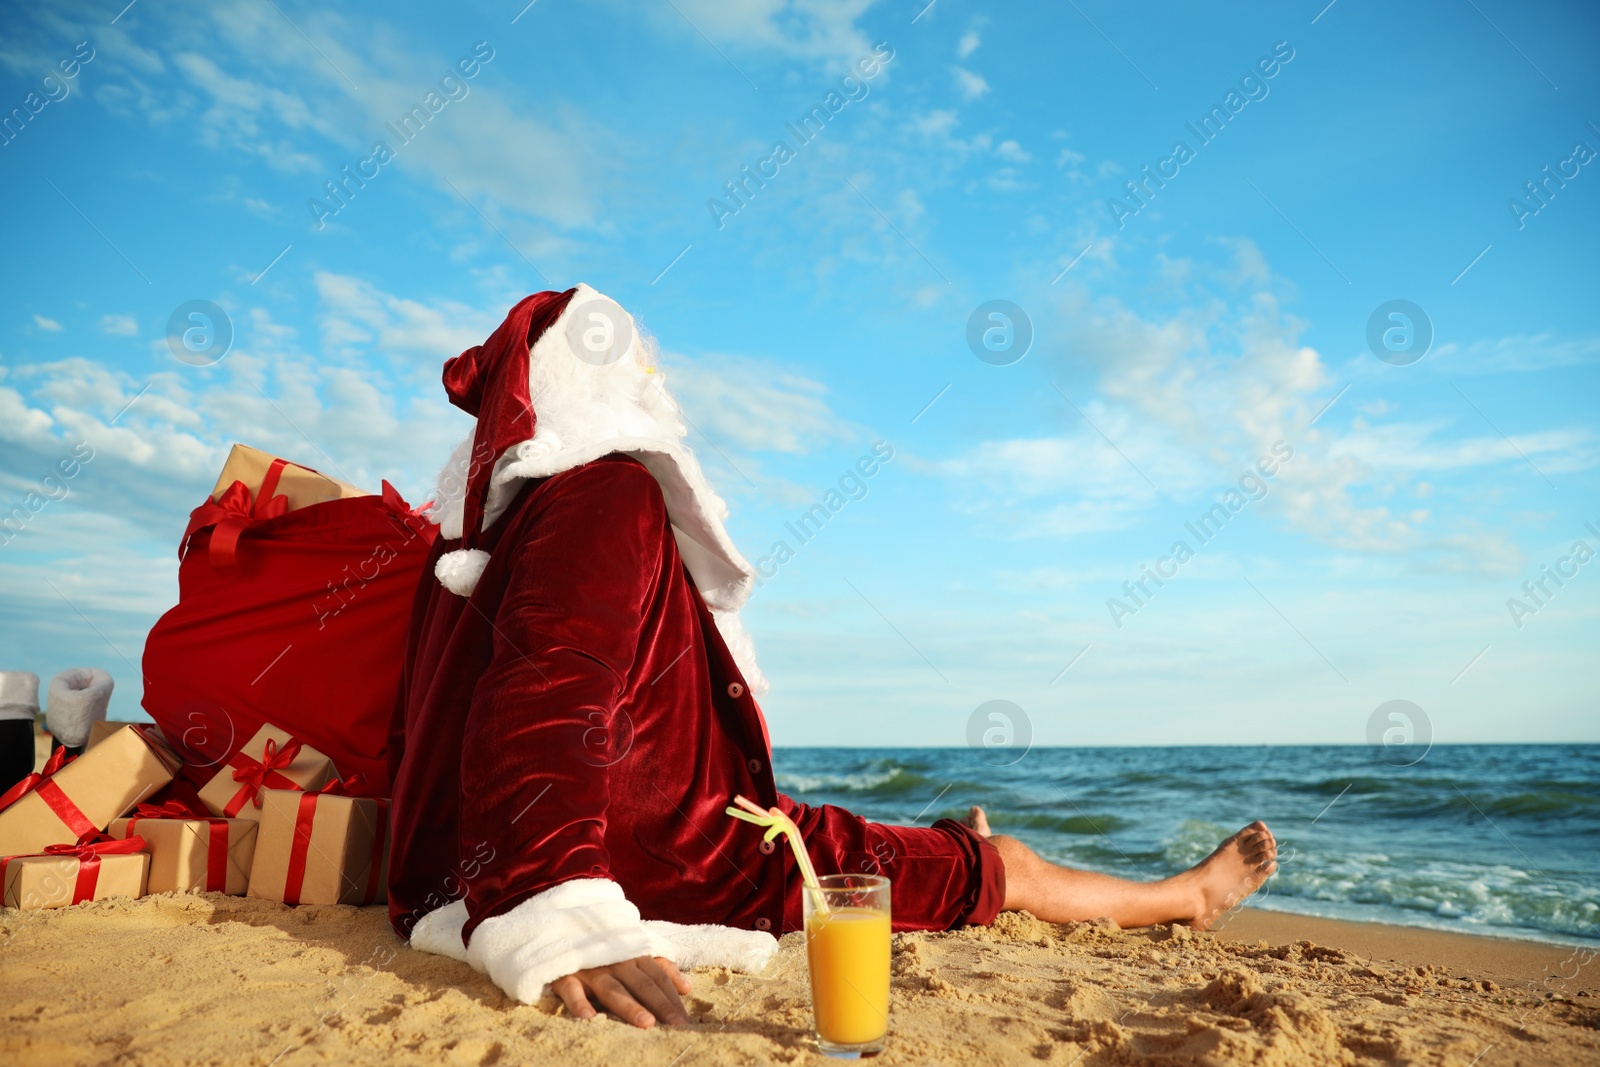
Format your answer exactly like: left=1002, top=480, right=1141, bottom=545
left=467, top=879, right=666, bottom=1003
left=640, top=919, right=778, bottom=973
left=409, top=884, right=778, bottom=1004
left=411, top=900, right=472, bottom=964
left=426, top=284, right=769, bottom=694
left=0, top=671, right=40, bottom=723
left=45, top=668, right=112, bottom=746
left=435, top=549, right=491, bottom=597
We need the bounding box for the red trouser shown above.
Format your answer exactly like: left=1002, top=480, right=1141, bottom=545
left=777, top=797, right=1007, bottom=932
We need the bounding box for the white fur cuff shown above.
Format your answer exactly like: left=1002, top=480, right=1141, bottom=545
left=0, top=671, right=40, bottom=723
left=408, top=881, right=780, bottom=1004
left=641, top=919, right=778, bottom=973
left=45, top=668, right=113, bottom=746
left=410, top=899, right=473, bottom=964
left=465, top=879, right=666, bottom=1004
left=436, top=548, right=491, bottom=597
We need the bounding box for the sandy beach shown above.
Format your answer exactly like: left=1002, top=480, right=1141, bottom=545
left=3, top=889, right=1595, bottom=1067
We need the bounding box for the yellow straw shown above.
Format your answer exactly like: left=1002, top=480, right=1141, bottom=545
left=725, top=794, right=830, bottom=915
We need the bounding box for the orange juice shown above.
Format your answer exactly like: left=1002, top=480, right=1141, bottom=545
left=805, top=906, right=891, bottom=1046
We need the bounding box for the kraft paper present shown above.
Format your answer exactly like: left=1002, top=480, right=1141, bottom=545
left=210, top=443, right=368, bottom=512
left=248, top=789, right=388, bottom=906
left=0, top=724, right=180, bottom=856
left=109, top=809, right=258, bottom=895
left=197, top=724, right=337, bottom=822
left=2, top=848, right=149, bottom=910
left=87, top=720, right=171, bottom=751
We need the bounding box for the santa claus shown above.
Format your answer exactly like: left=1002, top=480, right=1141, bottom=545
left=389, top=286, right=1279, bottom=1028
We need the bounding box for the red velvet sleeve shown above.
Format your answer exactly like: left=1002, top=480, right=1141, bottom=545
left=459, top=458, right=666, bottom=936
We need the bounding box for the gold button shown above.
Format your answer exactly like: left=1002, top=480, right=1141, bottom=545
left=727, top=682, right=745, bottom=698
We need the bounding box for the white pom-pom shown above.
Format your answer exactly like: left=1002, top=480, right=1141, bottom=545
left=435, top=548, right=491, bottom=597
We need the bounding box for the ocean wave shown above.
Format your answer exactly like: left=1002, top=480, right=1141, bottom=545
left=768, top=745, right=1600, bottom=944
left=988, top=810, right=1134, bottom=835
left=775, top=765, right=909, bottom=794
left=1424, top=788, right=1596, bottom=821
left=1263, top=855, right=1600, bottom=941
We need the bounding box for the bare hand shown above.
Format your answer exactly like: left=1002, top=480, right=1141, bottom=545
left=550, top=956, right=691, bottom=1028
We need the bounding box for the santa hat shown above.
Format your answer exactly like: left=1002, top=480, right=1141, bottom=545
left=427, top=284, right=767, bottom=694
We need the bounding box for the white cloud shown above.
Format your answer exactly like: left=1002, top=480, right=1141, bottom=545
left=33, top=315, right=63, bottom=332
left=76, top=1, right=604, bottom=231
left=0, top=386, right=56, bottom=446
left=905, top=109, right=997, bottom=163
left=1327, top=420, right=1595, bottom=476
left=169, top=51, right=336, bottom=174
left=952, top=66, right=989, bottom=100
left=909, top=109, right=959, bottom=138
left=100, top=315, right=138, bottom=336
left=313, top=272, right=499, bottom=365
left=986, top=167, right=1030, bottom=192
left=666, top=350, right=850, bottom=456
left=957, top=31, right=981, bottom=59
left=933, top=433, right=1159, bottom=536
left=995, top=139, right=1030, bottom=163
left=665, top=0, right=879, bottom=69
left=1, top=276, right=861, bottom=557
left=935, top=248, right=1592, bottom=571
left=1431, top=332, right=1600, bottom=374
left=0, top=286, right=482, bottom=545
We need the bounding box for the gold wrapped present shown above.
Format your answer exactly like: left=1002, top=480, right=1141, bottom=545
left=248, top=785, right=388, bottom=906
left=2, top=835, right=150, bottom=910
left=0, top=724, right=179, bottom=856
left=109, top=801, right=257, bottom=895
left=211, top=443, right=367, bottom=512
left=196, top=724, right=337, bottom=822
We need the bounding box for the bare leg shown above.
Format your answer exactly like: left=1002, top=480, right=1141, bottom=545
left=963, top=805, right=1277, bottom=930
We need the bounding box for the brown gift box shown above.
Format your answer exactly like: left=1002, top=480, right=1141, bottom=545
left=211, top=443, right=367, bottom=512
left=248, top=789, right=388, bottom=906
left=85, top=719, right=121, bottom=750
left=108, top=813, right=258, bottom=895
left=197, top=724, right=337, bottom=823
left=86, top=720, right=171, bottom=751
left=0, top=724, right=180, bottom=856
left=2, top=850, right=149, bottom=910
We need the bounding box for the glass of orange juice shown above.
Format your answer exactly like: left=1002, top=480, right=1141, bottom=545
left=803, top=873, right=891, bottom=1058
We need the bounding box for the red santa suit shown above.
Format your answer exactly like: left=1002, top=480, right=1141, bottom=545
left=389, top=286, right=1004, bottom=1003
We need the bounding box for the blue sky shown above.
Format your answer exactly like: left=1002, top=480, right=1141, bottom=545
left=1, top=0, right=1595, bottom=747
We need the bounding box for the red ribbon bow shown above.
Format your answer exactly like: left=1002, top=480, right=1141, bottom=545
left=180, top=458, right=293, bottom=568
left=2, top=834, right=148, bottom=907
left=205, top=477, right=290, bottom=568
left=282, top=779, right=387, bottom=907
left=223, top=737, right=305, bottom=817
left=41, top=834, right=149, bottom=860
left=129, top=799, right=208, bottom=821
left=124, top=801, right=233, bottom=893
left=309, top=773, right=368, bottom=798
left=0, top=746, right=96, bottom=842
left=0, top=746, right=71, bottom=813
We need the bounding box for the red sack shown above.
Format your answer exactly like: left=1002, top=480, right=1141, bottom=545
left=142, top=481, right=436, bottom=794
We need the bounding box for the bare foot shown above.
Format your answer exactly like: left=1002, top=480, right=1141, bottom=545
left=963, top=805, right=992, bottom=838
left=1179, top=821, right=1278, bottom=931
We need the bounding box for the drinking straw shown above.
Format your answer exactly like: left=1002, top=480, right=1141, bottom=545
left=725, top=794, right=830, bottom=915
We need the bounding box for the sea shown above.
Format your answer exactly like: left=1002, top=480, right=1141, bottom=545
left=772, top=745, right=1600, bottom=948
